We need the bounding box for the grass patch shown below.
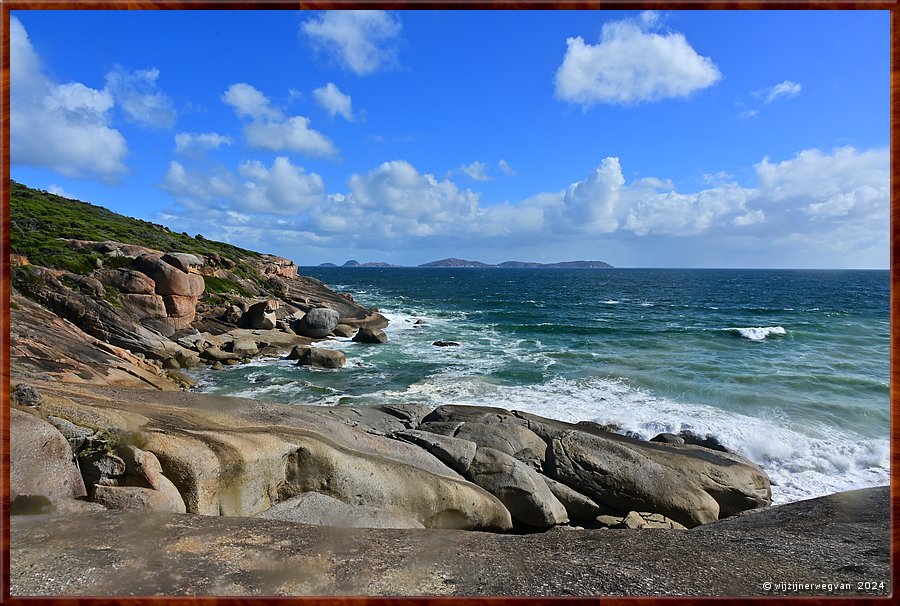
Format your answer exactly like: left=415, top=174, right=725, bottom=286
left=203, top=275, right=252, bottom=297
left=10, top=180, right=261, bottom=275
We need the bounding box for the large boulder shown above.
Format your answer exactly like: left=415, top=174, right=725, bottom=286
left=132, top=253, right=205, bottom=298
left=296, top=347, right=345, bottom=369
left=546, top=430, right=720, bottom=528
left=279, top=437, right=513, bottom=530
left=453, top=422, right=547, bottom=469
left=118, top=293, right=167, bottom=319
left=258, top=493, right=425, bottom=529
left=391, top=429, right=477, bottom=474
left=240, top=300, right=278, bottom=330
left=512, top=409, right=772, bottom=524
left=10, top=409, right=87, bottom=507
left=352, top=327, right=388, bottom=344
left=542, top=475, right=605, bottom=522
left=294, top=307, right=340, bottom=338
left=161, top=253, right=203, bottom=273
left=95, top=269, right=156, bottom=295
left=229, top=338, right=259, bottom=358
left=92, top=483, right=186, bottom=513
left=466, top=447, right=567, bottom=528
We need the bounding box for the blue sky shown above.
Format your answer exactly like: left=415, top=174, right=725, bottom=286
left=10, top=10, right=889, bottom=268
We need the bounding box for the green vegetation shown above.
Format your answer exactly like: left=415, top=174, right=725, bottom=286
left=9, top=180, right=259, bottom=274
left=203, top=275, right=252, bottom=297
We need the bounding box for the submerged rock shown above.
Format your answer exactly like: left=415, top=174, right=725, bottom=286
left=295, top=347, right=346, bottom=369
left=352, top=327, right=388, bottom=343
left=432, top=340, right=460, bottom=347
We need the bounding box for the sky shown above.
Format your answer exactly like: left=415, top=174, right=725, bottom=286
left=9, top=10, right=890, bottom=268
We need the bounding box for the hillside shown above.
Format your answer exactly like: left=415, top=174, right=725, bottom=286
left=9, top=180, right=386, bottom=389
left=10, top=181, right=259, bottom=275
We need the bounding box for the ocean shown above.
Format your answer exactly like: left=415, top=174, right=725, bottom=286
left=194, top=268, right=890, bottom=505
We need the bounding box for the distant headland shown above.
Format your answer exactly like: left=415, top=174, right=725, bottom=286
left=317, top=258, right=614, bottom=269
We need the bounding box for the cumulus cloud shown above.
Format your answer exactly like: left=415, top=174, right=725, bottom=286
left=313, top=82, right=354, bottom=121
left=161, top=156, right=326, bottom=215
left=301, top=11, right=402, bottom=75
left=10, top=16, right=127, bottom=180
left=555, top=11, right=721, bottom=107
left=223, top=83, right=337, bottom=157
left=555, top=157, right=625, bottom=232
left=222, top=83, right=283, bottom=120
left=160, top=147, right=886, bottom=268
left=104, top=65, right=176, bottom=128
left=449, top=161, right=490, bottom=182
left=243, top=116, right=337, bottom=156
left=762, top=80, right=802, bottom=104
left=174, top=132, right=232, bottom=155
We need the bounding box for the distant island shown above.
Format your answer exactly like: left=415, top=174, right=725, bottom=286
left=318, top=260, right=404, bottom=268
left=318, top=258, right=614, bottom=269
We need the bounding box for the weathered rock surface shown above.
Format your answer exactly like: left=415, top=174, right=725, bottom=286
left=332, top=324, right=357, bottom=338
left=26, top=382, right=512, bottom=532
left=10, top=409, right=86, bottom=505
left=295, top=307, right=340, bottom=338
left=596, top=511, right=687, bottom=530
left=92, top=482, right=187, bottom=514
left=240, top=300, right=278, bottom=330
left=352, top=327, right=388, bottom=343
left=11, top=487, right=888, bottom=596
left=295, top=347, right=346, bottom=369
left=542, top=476, right=605, bottom=522
left=258, top=492, right=425, bottom=529
left=11, top=383, right=41, bottom=406
left=466, top=448, right=567, bottom=528
left=392, top=429, right=477, bottom=474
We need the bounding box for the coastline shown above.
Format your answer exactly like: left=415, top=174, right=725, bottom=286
left=8, top=206, right=889, bottom=596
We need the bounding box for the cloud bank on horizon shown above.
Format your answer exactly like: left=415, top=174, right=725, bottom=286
left=9, top=10, right=890, bottom=269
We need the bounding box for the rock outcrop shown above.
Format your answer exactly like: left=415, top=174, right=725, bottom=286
left=10, top=408, right=87, bottom=509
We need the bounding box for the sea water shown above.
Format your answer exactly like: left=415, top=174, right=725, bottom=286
left=195, top=268, right=890, bottom=504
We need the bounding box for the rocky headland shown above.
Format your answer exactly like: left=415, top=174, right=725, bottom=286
left=7, top=181, right=890, bottom=596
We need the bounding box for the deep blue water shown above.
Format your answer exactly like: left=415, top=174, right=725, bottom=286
left=196, top=268, right=890, bottom=504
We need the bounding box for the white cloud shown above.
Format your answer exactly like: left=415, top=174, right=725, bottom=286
left=449, top=161, right=490, bottom=182
left=161, top=156, right=326, bottom=215
left=498, top=159, right=516, bottom=176
left=174, top=132, right=232, bottom=155
left=224, top=83, right=338, bottom=157
left=10, top=16, right=128, bottom=181
left=104, top=65, right=176, bottom=128
left=555, top=157, right=625, bottom=232
left=301, top=10, right=402, bottom=75
left=555, top=13, right=721, bottom=107
left=762, top=80, right=802, bottom=104
left=313, top=82, right=354, bottom=121
left=243, top=116, right=337, bottom=157
left=222, top=83, right=282, bottom=120
left=160, top=147, right=887, bottom=268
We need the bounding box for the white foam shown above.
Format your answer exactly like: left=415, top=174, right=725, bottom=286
left=729, top=326, right=787, bottom=341
left=371, top=374, right=888, bottom=505
left=603, top=300, right=621, bottom=305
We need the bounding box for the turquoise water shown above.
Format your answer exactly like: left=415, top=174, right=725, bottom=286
left=196, top=268, right=890, bottom=504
